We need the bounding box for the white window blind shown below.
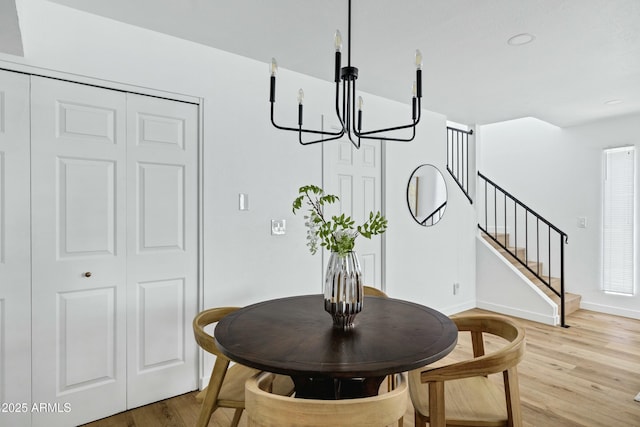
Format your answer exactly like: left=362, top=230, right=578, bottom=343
left=603, top=146, right=635, bottom=295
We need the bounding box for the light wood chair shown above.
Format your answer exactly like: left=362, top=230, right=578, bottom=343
left=364, top=285, right=389, bottom=297
left=245, top=371, right=408, bottom=427
left=408, top=314, right=526, bottom=427
left=364, top=284, right=399, bottom=392
left=193, top=307, right=294, bottom=427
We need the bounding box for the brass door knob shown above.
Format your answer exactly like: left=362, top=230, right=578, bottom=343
left=84, top=272, right=92, bottom=278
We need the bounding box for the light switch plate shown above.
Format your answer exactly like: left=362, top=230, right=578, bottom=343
left=239, top=193, right=249, bottom=211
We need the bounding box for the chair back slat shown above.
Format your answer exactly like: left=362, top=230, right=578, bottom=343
left=246, top=372, right=407, bottom=427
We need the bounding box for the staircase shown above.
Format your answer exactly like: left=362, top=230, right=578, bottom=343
left=482, top=232, right=581, bottom=319
left=477, top=172, right=580, bottom=326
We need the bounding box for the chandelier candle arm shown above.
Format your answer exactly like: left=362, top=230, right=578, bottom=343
left=412, top=82, right=417, bottom=121
left=357, top=96, right=363, bottom=132
left=269, top=0, right=424, bottom=148
left=269, top=59, right=343, bottom=141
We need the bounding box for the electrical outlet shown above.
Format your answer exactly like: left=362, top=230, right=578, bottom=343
left=271, top=219, right=286, bottom=235
left=453, top=283, right=460, bottom=295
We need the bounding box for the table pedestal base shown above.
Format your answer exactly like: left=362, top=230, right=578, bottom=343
left=291, top=375, right=385, bottom=399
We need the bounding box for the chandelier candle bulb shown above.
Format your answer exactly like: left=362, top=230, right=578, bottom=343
left=334, top=30, right=343, bottom=52
left=269, top=58, right=277, bottom=102
left=298, top=89, right=304, bottom=126
left=415, top=49, right=423, bottom=70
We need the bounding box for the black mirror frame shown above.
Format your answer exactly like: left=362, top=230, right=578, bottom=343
left=406, top=164, right=448, bottom=227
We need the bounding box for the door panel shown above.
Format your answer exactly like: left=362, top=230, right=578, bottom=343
left=57, top=157, right=116, bottom=257
left=125, top=94, right=198, bottom=409
left=137, top=278, right=186, bottom=371
left=138, top=162, right=185, bottom=251
left=57, top=288, right=117, bottom=392
left=0, top=70, right=31, bottom=427
left=31, top=76, right=127, bottom=427
left=57, top=101, right=117, bottom=144
left=323, top=139, right=383, bottom=289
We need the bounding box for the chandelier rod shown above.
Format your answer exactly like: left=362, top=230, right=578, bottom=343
left=347, top=0, right=352, bottom=67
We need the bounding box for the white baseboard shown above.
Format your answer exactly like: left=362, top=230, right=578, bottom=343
left=579, top=301, right=640, bottom=320
left=440, top=300, right=477, bottom=316
left=477, top=300, right=558, bottom=325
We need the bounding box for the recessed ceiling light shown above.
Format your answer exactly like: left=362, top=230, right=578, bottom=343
left=605, top=99, right=623, bottom=105
left=507, top=33, right=535, bottom=46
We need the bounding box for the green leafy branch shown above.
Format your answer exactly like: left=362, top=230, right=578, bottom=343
left=292, top=184, right=388, bottom=256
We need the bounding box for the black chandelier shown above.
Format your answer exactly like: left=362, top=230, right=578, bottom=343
left=269, top=0, right=422, bottom=149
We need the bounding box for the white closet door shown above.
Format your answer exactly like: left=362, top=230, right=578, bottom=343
left=0, top=70, right=31, bottom=427
left=323, top=139, right=383, bottom=289
left=31, top=77, right=128, bottom=427
left=125, top=93, right=198, bottom=407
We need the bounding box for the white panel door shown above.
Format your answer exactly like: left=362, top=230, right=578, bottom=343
left=323, top=139, right=383, bottom=289
left=0, top=70, right=31, bottom=427
left=125, top=94, right=198, bottom=408
left=31, top=77, right=127, bottom=427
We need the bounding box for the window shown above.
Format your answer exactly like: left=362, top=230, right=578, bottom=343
left=602, top=146, right=635, bottom=295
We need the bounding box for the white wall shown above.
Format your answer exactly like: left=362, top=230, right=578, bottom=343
left=477, top=238, right=557, bottom=325
left=7, top=0, right=478, bottom=313
left=10, top=0, right=327, bottom=308
left=479, top=114, right=640, bottom=319
left=385, top=111, right=477, bottom=314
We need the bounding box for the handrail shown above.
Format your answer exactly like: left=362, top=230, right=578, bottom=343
left=478, top=172, right=568, bottom=243
left=446, top=126, right=473, bottom=204
left=477, top=172, right=569, bottom=327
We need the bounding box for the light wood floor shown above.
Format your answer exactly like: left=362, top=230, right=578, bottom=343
left=82, top=308, right=640, bottom=427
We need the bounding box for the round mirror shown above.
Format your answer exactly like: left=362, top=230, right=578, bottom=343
left=407, top=164, right=447, bottom=226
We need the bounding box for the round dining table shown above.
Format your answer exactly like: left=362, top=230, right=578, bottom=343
left=214, top=294, right=457, bottom=399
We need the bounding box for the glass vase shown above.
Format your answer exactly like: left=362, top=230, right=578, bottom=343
left=323, top=251, right=363, bottom=330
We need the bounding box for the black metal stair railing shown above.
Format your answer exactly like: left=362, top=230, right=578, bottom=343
left=477, top=172, right=569, bottom=327
left=446, top=126, right=474, bottom=204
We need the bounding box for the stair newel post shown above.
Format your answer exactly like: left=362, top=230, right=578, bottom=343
left=561, top=233, right=568, bottom=328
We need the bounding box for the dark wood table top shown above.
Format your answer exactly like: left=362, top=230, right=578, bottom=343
left=214, top=294, right=458, bottom=379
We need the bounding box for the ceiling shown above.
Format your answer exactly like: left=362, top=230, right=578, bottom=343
left=8, top=0, right=640, bottom=127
